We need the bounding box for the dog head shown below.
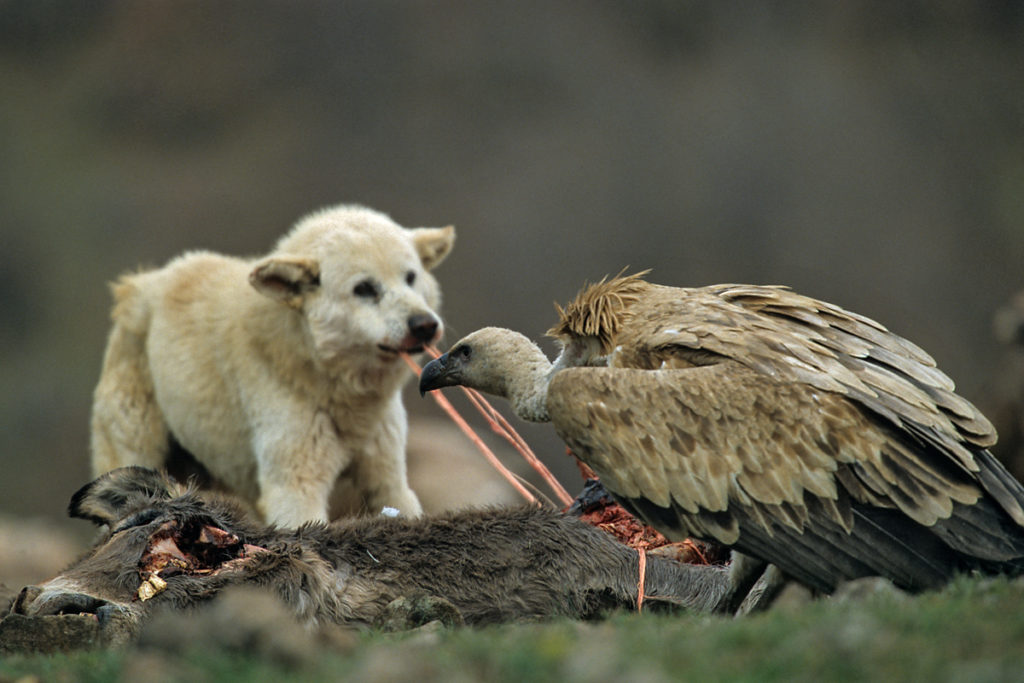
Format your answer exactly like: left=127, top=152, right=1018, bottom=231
left=249, top=205, right=455, bottom=369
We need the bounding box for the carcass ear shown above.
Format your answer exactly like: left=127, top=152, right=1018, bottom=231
left=411, top=226, right=455, bottom=271
left=68, top=467, right=176, bottom=526
left=249, top=256, right=321, bottom=307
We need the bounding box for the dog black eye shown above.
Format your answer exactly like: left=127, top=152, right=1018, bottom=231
left=405, top=271, right=416, bottom=286
left=353, top=280, right=379, bottom=299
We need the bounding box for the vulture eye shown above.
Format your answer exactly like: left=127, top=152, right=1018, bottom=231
left=353, top=280, right=379, bottom=299
left=455, top=345, right=472, bottom=361
left=405, top=271, right=416, bottom=286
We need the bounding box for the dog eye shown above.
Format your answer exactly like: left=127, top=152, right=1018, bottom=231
left=353, top=280, right=379, bottom=299
left=405, top=271, right=416, bottom=286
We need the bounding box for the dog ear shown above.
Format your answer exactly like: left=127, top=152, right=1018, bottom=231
left=411, top=226, right=455, bottom=271
left=249, top=256, right=321, bottom=307
left=68, top=467, right=176, bottom=526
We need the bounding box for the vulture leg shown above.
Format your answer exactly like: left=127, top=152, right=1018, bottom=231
left=735, top=564, right=790, bottom=615
left=715, top=552, right=769, bottom=614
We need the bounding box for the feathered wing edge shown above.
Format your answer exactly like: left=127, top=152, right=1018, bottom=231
left=714, top=284, right=996, bottom=449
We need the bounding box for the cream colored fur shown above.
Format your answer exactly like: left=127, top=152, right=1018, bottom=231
left=90, top=205, right=455, bottom=527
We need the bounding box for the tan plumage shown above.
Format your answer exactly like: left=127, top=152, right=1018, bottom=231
left=420, top=274, right=1024, bottom=593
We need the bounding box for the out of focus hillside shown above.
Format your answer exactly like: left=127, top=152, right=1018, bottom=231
left=1, top=1, right=1022, bottom=535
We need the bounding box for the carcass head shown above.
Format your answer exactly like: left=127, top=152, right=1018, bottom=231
left=3, top=467, right=269, bottom=651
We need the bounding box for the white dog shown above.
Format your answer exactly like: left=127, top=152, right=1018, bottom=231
left=91, top=205, right=455, bottom=527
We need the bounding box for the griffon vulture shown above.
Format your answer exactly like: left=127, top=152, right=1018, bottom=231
left=419, top=273, right=1024, bottom=597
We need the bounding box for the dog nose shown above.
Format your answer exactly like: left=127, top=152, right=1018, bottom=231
left=408, top=314, right=439, bottom=343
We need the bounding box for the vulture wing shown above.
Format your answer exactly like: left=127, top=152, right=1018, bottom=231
left=548, top=363, right=1024, bottom=591
left=615, top=284, right=996, bottom=452
left=548, top=274, right=1024, bottom=590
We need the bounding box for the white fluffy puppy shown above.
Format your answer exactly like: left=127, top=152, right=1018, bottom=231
left=91, top=205, right=455, bottom=527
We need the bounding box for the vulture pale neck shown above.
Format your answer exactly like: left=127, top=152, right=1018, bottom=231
left=496, top=333, right=555, bottom=423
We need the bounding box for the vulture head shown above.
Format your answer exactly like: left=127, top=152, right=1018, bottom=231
left=419, top=327, right=555, bottom=422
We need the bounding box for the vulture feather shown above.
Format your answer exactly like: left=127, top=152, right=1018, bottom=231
left=419, top=273, right=1024, bottom=595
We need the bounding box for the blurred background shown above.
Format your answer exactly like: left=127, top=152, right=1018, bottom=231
left=2, top=1, right=1023, bottom=543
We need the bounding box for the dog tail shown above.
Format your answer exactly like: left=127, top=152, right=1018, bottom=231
left=91, top=269, right=168, bottom=475
left=110, top=270, right=153, bottom=336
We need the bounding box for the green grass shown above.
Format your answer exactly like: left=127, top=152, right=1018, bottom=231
left=4, top=576, right=1024, bottom=682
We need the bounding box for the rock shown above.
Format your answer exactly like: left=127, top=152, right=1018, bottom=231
left=831, top=576, right=907, bottom=603
left=0, top=613, right=102, bottom=655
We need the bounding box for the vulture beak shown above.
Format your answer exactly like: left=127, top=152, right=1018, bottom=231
left=419, top=353, right=455, bottom=395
